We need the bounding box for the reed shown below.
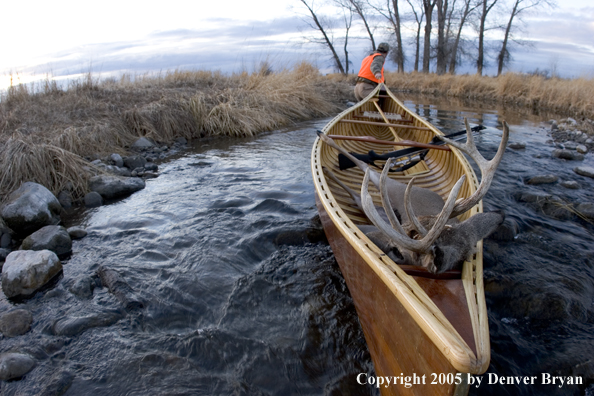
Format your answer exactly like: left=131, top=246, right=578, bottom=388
left=0, top=63, right=351, bottom=202
left=384, top=71, right=594, bottom=120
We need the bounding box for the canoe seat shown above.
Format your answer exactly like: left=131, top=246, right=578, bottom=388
left=362, top=111, right=402, bottom=121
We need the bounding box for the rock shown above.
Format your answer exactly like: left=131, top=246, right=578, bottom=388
left=576, top=144, right=588, bottom=154
left=52, top=310, right=123, bottom=336
left=576, top=203, right=594, bottom=220
left=84, top=191, right=103, bottom=207
left=57, top=190, right=72, bottom=209
left=123, top=155, right=147, bottom=170
left=175, top=137, right=188, bottom=145
left=1, top=250, right=62, bottom=298
left=97, top=266, right=144, bottom=311
left=0, top=309, right=33, bottom=337
left=144, top=162, right=158, bottom=171
left=516, top=190, right=551, bottom=203
left=488, top=218, right=519, bottom=242
left=40, top=369, right=75, bottom=396
left=21, top=225, right=72, bottom=257
left=88, top=175, right=145, bottom=200
left=131, top=137, right=155, bottom=149
left=142, top=172, right=158, bottom=179
left=0, top=248, right=10, bottom=262
left=552, top=149, right=584, bottom=161
left=542, top=202, right=574, bottom=220
left=562, top=141, right=579, bottom=150
left=0, top=182, right=61, bottom=237
left=574, top=166, right=594, bottom=178
left=67, top=226, right=87, bottom=239
left=68, top=276, right=94, bottom=299
left=508, top=142, right=526, bottom=150
left=110, top=153, right=124, bottom=167
left=99, top=164, right=132, bottom=177
left=0, top=352, right=36, bottom=380
left=525, top=175, right=558, bottom=185
left=561, top=181, right=580, bottom=189
left=1, top=233, right=13, bottom=249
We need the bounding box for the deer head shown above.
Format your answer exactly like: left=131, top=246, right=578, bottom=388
left=318, top=119, right=508, bottom=273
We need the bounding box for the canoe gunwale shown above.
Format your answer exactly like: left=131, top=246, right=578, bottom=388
left=311, top=84, right=490, bottom=375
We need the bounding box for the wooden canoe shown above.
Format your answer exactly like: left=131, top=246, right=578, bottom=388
left=311, top=84, right=489, bottom=395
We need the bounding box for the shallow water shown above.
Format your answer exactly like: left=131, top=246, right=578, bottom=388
left=1, top=96, right=593, bottom=395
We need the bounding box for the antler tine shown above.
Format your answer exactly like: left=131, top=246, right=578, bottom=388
left=379, top=159, right=408, bottom=235
left=439, top=119, right=509, bottom=217
left=404, top=176, right=428, bottom=237
left=362, top=169, right=467, bottom=253
left=361, top=169, right=422, bottom=252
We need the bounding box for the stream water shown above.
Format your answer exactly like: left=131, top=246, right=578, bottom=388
left=1, top=95, right=593, bottom=396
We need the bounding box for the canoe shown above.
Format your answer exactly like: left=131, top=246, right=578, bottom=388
left=311, top=84, right=490, bottom=395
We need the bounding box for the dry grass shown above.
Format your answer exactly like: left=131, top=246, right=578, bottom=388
left=0, top=62, right=351, bottom=202
left=384, top=71, right=594, bottom=120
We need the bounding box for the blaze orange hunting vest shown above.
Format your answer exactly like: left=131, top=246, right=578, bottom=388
left=357, top=53, right=385, bottom=83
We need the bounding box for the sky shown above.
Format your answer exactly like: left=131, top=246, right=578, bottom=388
left=1, top=0, right=593, bottom=90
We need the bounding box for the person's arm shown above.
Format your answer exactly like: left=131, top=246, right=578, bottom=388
left=370, top=54, right=385, bottom=80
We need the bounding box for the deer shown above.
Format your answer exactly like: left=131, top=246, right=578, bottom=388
left=317, top=119, right=509, bottom=274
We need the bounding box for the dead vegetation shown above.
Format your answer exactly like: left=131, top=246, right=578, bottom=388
left=0, top=63, right=351, bottom=202
left=383, top=71, right=594, bottom=121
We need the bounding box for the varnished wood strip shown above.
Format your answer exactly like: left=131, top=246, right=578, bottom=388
left=339, top=119, right=433, bottom=130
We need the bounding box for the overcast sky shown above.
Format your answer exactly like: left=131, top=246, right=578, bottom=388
left=1, top=0, right=593, bottom=90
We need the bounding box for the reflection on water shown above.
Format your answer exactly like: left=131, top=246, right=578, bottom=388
left=1, top=95, right=593, bottom=395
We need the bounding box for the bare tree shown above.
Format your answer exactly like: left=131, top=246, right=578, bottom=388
left=422, top=0, right=437, bottom=73
left=496, top=0, right=555, bottom=76
left=476, top=0, right=500, bottom=75
left=299, top=0, right=347, bottom=74
left=407, top=0, right=425, bottom=72
left=449, top=0, right=477, bottom=74
left=339, top=0, right=377, bottom=50
left=342, top=7, right=355, bottom=74
left=435, top=0, right=450, bottom=74
left=369, top=0, right=406, bottom=72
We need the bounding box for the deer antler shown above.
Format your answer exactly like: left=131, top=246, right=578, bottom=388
left=361, top=168, right=466, bottom=253
left=439, top=118, right=509, bottom=217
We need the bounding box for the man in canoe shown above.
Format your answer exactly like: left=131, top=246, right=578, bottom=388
left=354, top=42, right=389, bottom=101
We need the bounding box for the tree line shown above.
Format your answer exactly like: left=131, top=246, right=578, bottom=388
left=297, top=0, right=555, bottom=76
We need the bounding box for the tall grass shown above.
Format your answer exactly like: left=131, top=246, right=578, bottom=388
left=0, top=62, right=350, bottom=202
left=384, top=71, right=594, bottom=121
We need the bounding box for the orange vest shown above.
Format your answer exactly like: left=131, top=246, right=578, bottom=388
left=357, top=53, right=385, bottom=83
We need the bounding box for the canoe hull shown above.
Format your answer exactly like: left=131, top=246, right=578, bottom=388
left=316, top=195, right=468, bottom=396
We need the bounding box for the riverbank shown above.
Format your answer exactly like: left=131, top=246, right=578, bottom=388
left=0, top=63, right=351, bottom=203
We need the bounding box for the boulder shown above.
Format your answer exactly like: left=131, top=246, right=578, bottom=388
left=68, top=276, right=94, bottom=299
left=123, top=155, right=147, bottom=170
left=552, top=149, right=584, bottom=161
left=576, top=144, right=588, bottom=154
left=84, top=191, right=103, bottom=207
left=0, top=352, right=36, bottom=380
left=1, top=250, right=62, bottom=298
left=144, top=162, right=158, bottom=171
left=525, top=175, right=558, bottom=185
left=131, top=137, right=155, bottom=149
left=88, top=175, right=145, bottom=200
left=0, top=309, right=33, bottom=337
left=576, top=203, right=594, bottom=220
left=508, top=142, right=526, bottom=150
left=0, top=182, right=61, bottom=236
left=67, top=226, right=87, bottom=239
left=110, top=153, right=124, bottom=167
left=21, top=225, right=72, bottom=257
left=52, top=311, right=123, bottom=336
left=574, top=166, right=594, bottom=179
left=561, top=180, right=580, bottom=189
left=57, top=190, right=72, bottom=209
left=97, top=266, right=144, bottom=310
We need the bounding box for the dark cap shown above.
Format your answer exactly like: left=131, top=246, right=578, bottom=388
left=377, top=43, right=390, bottom=53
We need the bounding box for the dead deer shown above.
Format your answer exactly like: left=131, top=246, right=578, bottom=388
left=318, top=119, right=508, bottom=273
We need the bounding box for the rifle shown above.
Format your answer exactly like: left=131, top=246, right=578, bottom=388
left=332, top=125, right=486, bottom=171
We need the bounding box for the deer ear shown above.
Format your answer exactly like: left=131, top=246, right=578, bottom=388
left=461, top=211, right=505, bottom=241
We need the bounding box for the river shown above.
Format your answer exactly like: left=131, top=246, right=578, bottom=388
left=1, top=95, right=593, bottom=396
